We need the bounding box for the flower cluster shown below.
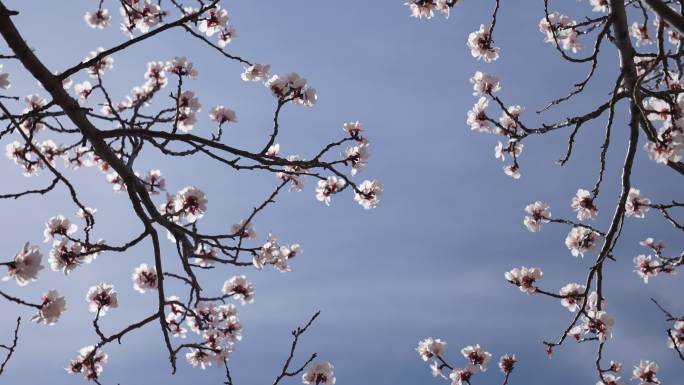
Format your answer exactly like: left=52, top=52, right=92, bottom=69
left=175, top=90, right=202, bottom=132
left=568, top=292, right=614, bottom=342
left=66, top=345, right=108, bottom=381
left=315, top=176, right=346, bottom=206
left=595, top=361, right=622, bottom=385
left=505, top=266, right=542, bottom=294
left=163, top=296, right=248, bottom=369
left=119, top=1, right=166, bottom=36
left=0, top=1, right=389, bottom=383
left=416, top=338, right=513, bottom=385
left=43, top=213, right=102, bottom=275
left=539, top=12, right=582, bottom=53
left=632, top=238, right=680, bottom=283
left=408, top=2, right=681, bottom=384
left=465, top=86, right=526, bottom=176
left=641, top=88, right=684, bottom=165
left=84, top=47, right=114, bottom=78
left=277, top=154, right=306, bottom=192
left=344, top=144, right=369, bottom=176
left=404, top=0, right=456, bottom=20
left=253, top=233, right=301, bottom=272
left=266, top=73, right=317, bottom=107
left=197, top=6, right=236, bottom=48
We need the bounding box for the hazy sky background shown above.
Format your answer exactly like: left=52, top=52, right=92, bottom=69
left=0, top=1, right=683, bottom=384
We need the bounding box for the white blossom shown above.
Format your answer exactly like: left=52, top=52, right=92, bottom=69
left=84, top=9, right=111, bottom=29
left=132, top=263, right=158, bottom=293
left=66, top=345, right=108, bottom=381
left=523, top=201, right=550, bottom=232
left=316, top=176, right=346, bottom=206
left=86, top=283, right=118, bottom=315
left=266, top=143, right=280, bottom=157
left=143, top=169, right=165, bottom=194
left=632, top=360, right=659, bottom=385
left=174, top=186, right=208, bottom=223
left=241, top=64, right=270, bottom=82
left=84, top=47, right=113, bottom=78
left=461, top=344, right=491, bottom=371
left=503, top=163, right=520, bottom=179
left=186, top=348, right=212, bottom=369
left=253, top=233, right=299, bottom=272
left=0, top=64, right=9, bottom=89
left=583, top=310, right=614, bottom=341
left=497, top=105, right=523, bottom=134
left=505, top=266, right=542, bottom=294
left=144, top=61, right=168, bottom=88
left=631, top=22, right=653, bottom=47
left=589, top=0, right=609, bottom=13
left=106, top=172, right=126, bottom=192
left=222, top=275, right=255, bottom=305
left=416, top=337, right=446, bottom=361
left=218, top=26, right=236, bottom=47
left=625, top=188, right=650, bottom=218
left=404, top=0, right=452, bottom=19
left=230, top=219, right=257, bottom=239
left=209, top=106, right=237, bottom=124
left=4, top=242, right=43, bottom=286
left=32, top=290, right=66, bottom=325
left=166, top=57, right=198, bottom=79
left=120, top=0, right=163, bottom=35
left=302, top=362, right=336, bottom=385
left=498, top=354, right=516, bottom=374
left=597, top=374, right=622, bottom=385
left=449, top=366, right=475, bottom=385
left=470, top=71, right=500, bottom=96
left=559, top=283, right=585, bottom=312
left=667, top=321, right=684, bottom=351
left=49, top=239, right=85, bottom=274
left=539, top=13, right=581, bottom=52
left=343, top=121, right=365, bottom=142
left=198, top=6, right=228, bottom=37
left=354, top=179, right=382, bottom=209
left=467, top=97, right=490, bottom=133
left=193, top=243, right=217, bottom=267
left=571, top=189, right=598, bottom=220
left=467, top=24, right=500, bottom=62
left=565, top=226, right=601, bottom=257
left=633, top=254, right=659, bottom=283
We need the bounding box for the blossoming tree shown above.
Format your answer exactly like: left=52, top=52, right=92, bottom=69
left=0, top=1, right=381, bottom=383
left=407, top=1, right=682, bottom=384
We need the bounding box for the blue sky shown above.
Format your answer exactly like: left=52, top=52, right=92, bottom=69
left=0, top=1, right=683, bottom=384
